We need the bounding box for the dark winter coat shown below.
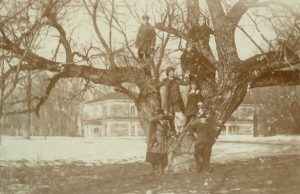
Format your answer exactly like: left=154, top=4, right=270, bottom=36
left=136, top=23, right=156, bottom=55
left=161, top=77, right=188, bottom=115
left=146, top=120, right=168, bottom=167
left=180, top=49, right=212, bottom=81
left=185, top=91, right=203, bottom=117
left=187, top=119, right=212, bottom=149
left=180, top=48, right=201, bottom=74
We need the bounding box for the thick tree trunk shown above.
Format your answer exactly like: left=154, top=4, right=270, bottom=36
left=167, top=83, right=248, bottom=173
left=136, top=94, right=197, bottom=173
left=167, top=130, right=196, bottom=172
left=134, top=62, right=250, bottom=173
left=134, top=0, right=260, bottom=173
left=136, top=92, right=161, bottom=138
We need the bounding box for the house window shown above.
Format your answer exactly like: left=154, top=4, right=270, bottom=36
left=103, top=105, right=107, bottom=117
left=130, top=105, right=135, bottom=115
left=131, top=125, right=135, bottom=136
left=110, top=105, right=119, bottom=116
left=237, top=107, right=254, bottom=121
left=229, top=126, right=239, bottom=135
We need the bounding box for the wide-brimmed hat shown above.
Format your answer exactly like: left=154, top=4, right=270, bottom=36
left=142, top=15, right=150, bottom=20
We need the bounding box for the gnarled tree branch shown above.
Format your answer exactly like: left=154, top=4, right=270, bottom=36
left=243, top=49, right=300, bottom=77
left=90, top=0, right=116, bottom=68
left=252, top=69, right=300, bottom=87
left=155, top=23, right=187, bottom=40
left=46, top=7, right=73, bottom=63
left=227, top=0, right=297, bottom=28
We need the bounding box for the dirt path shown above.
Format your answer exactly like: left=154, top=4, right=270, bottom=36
left=1, top=155, right=300, bottom=194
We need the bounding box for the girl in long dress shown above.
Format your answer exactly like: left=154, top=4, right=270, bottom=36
left=146, top=113, right=171, bottom=174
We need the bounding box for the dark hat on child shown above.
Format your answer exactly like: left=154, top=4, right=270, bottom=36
left=142, top=15, right=150, bottom=20
left=155, top=108, right=164, bottom=114
left=166, top=67, right=175, bottom=76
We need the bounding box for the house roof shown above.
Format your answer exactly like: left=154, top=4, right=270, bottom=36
left=86, top=92, right=129, bottom=104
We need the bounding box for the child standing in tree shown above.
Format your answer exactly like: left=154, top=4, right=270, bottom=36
left=135, top=15, right=156, bottom=76
left=180, top=42, right=214, bottom=82
left=185, top=83, right=203, bottom=124
left=161, top=67, right=189, bottom=132
left=161, top=67, right=188, bottom=114
left=180, top=43, right=200, bottom=81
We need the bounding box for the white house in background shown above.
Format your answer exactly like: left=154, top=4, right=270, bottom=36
left=82, top=92, right=258, bottom=137
left=221, top=104, right=257, bottom=136
left=82, top=92, right=144, bottom=137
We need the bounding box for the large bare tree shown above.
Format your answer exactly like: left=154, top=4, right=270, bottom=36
left=1, top=0, right=300, bottom=171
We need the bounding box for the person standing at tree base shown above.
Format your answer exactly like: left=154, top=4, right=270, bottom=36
left=146, top=112, right=171, bottom=175
left=187, top=106, right=213, bottom=172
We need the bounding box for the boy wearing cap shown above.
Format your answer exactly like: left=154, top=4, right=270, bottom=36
left=186, top=104, right=213, bottom=172
left=136, top=15, right=156, bottom=64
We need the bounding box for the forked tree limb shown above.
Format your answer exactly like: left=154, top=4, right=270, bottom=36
left=46, top=10, right=73, bottom=63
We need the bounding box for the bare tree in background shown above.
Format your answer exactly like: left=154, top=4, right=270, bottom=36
left=0, top=0, right=37, bottom=142
left=1, top=0, right=300, bottom=171
left=249, top=86, right=300, bottom=135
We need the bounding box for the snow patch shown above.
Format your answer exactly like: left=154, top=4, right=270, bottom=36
left=1, top=135, right=300, bottom=166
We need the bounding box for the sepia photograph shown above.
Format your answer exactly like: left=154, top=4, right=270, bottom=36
left=0, top=0, right=300, bottom=193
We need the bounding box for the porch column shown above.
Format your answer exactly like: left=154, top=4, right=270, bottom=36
left=225, top=124, right=229, bottom=136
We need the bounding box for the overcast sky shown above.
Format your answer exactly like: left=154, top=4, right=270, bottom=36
left=34, top=0, right=299, bottom=67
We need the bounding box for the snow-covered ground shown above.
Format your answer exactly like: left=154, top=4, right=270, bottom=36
left=0, top=136, right=146, bottom=165
left=0, top=135, right=299, bottom=166
left=217, top=135, right=300, bottom=144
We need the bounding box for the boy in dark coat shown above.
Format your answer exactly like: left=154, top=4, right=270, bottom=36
left=187, top=105, right=213, bottom=172
left=180, top=44, right=200, bottom=74
left=180, top=43, right=212, bottom=82
left=185, top=83, right=203, bottom=124
left=136, top=15, right=156, bottom=76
